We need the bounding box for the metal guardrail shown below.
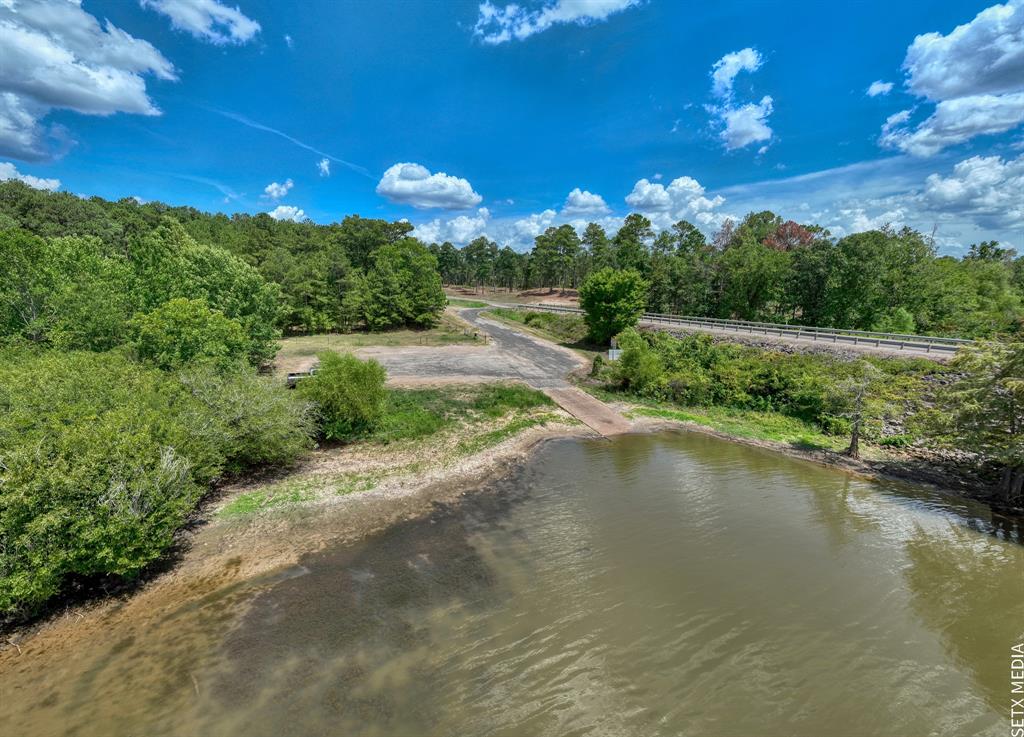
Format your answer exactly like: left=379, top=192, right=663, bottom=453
left=528, top=303, right=972, bottom=355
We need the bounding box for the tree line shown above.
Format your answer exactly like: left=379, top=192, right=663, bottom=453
left=431, top=212, right=1024, bottom=338
left=0, top=181, right=446, bottom=337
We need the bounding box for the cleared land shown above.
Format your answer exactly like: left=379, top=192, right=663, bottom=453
left=274, top=311, right=483, bottom=376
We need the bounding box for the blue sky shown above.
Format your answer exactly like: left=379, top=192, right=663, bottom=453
left=2, top=0, right=1022, bottom=254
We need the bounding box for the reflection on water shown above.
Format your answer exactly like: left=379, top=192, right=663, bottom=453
left=2, top=431, right=1022, bottom=737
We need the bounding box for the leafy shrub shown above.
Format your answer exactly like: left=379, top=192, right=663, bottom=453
left=0, top=351, right=202, bottom=616
left=130, top=298, right=250, bottom=371
left=0, top=349, right=313, bottom=617
left=175, top=365, right=315, bottom=471
left=298, top=353, right=388, bottom=439
left=605, top=328, right=936, bottom=439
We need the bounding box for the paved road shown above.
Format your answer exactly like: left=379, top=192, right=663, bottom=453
left=353, top=308, right=585, bottom=388
left=458, top=308, right=585, bottom=387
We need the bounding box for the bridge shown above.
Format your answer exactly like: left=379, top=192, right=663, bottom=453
left=524, top=303, right=971, bottom=357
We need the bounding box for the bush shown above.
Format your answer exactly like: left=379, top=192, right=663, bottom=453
left=130, top=298, right=251, bottom=371
left=579, top=267, right=648, bottom=344
left=603, top=328, right=936, bottom=438
left=0, top=349, right=313, bottom=617
left=298, top=353, right=388, bottom=439
left=175, top=365, right=315, bottom=471
left=0, top=351, right=202, bottom=616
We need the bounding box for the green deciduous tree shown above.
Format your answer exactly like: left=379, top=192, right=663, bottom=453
left=130, top=298, right=251, bottom=371
left=579, top=267, right=648, bottom=344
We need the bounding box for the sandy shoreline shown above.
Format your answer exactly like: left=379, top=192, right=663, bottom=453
left=3, top=408, right=1015, bottom=664
left=0, top=417, right=591, bottom=659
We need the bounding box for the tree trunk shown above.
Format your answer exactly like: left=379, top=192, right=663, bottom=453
left=1004, top=466, right=1024, bottom=505
left=846, top=421, right=860, bottom=460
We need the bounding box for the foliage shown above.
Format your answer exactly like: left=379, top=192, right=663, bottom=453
left=924, top=341, right=1024, bottom=502
left=352, top=239, right=447, bottom=331
left=579, top=267, right=648, bottom=344
left=297, top=353, right=388, bottom=440
left=0, top=217, right=282, bottom=364
left=130, top=298, right=251, bottom=371
left=0, top=349, right=312, bottom=616
left=601, top=329, right=937, bottom=442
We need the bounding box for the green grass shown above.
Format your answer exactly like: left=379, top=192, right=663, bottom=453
left=219, top=478, right=320, bottom=517
left=219, top=468, right=404, bottom=517
left=447, top=297, right=488, bottom=308
left=456, top=412, right=564, bottom=455
left=626, top=404, right=846, bottom=451
left=367, top=384, right=554, bottom=444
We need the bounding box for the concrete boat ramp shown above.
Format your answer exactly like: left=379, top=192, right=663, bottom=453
left=542, top=386, right=633, bottom=436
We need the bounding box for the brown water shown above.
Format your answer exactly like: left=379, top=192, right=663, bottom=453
left=2, top=432, right=1023, bottom=736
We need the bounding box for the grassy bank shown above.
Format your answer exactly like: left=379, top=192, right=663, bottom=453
left=447, top=297, right=489, bottom=308
left=218, top=383, right=570, bottom=518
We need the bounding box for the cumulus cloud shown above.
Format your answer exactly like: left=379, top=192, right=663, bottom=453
left=317, top=158, right=330, bottom=176
left=625, top=175, right=728, bottom=230
left=0, top=160, right=59, bottom=190
left=0, top=0, right=176, bottom=160
left=707, top=47, right=774, bottom=151
left=881, top=0, right=1024, bottom=155
left=921, top=152, right=1024, bottom=228
left=561, top=187, right=610, bottom=216
left=474, top=0, right=640, bottom=44
left=267, top=205, right=305, bottom=222
left=263, top=178, right=293, bottom=199
left=711, top=47, right=763, bottom=98
left=718, top=96, right=774, bottom=150
left=376, top=162, right=482, bottom=209
left=867, top=80, right=894, bottom=97
left=140, top=0, right=261, bottom=45
left=414, top=207, right=492, bottom=244
left=880, top=93, right=1024, bottom=156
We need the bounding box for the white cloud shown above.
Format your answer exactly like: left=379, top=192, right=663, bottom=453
left=414, top=207, right=491, bottom=243
left=904, top=0, right=1024, bottom=101
left=707, top=48, right=774, bottom=151
left=0, top=160, right=59, bottom=190
left=317, top=158, right=330, bottom=176
left=867, top=80, right=894, bottom=97
left=625, top=175, right=728, bottom=230
left=881, top=0, right=1024, bottom=155
left=140, top=0, right=261, bottom=45
left=718, top=96, right=774, bottom=151
left=880, top=93, right=1024, bottom=156
left=921, top=152, right=1024, bottom=229
left=284, top=34, right=293, bottom=49
left=710, top=47, right=763, bottom=98
left=0, top=0, right=176, bottom=160
left=511, top=208, right=558, bottom=240
left=263, top=178, right=293, bottom=200
left=474, top=0, right=640, bottom=44
left=561, top=187, right=610, bottom=216
left=267, top=205, right=305, bottom=222
left=376, top=162, right=482, bottom=209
